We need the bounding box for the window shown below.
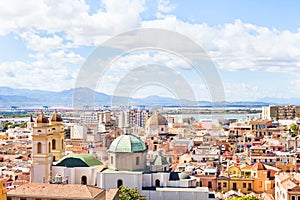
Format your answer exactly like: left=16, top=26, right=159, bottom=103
left=208, top=181, right=212, bottom=188
left=117, top=179, right=123, bottom=188
left=48, top=142, right=51, bottom=153
left=291, top=196, right=296, bottom=200
left=81, top=176, right=87, bottom=185
left=161, top=127, right=164, bottom=131
left=297, top=196, right=300, bottom=200
left=136, top=157, right=140, bottom=165
left=233, top=182, right=237, bottom=190
left=155, top=179, right=160, bottom=187
left=111, top=156, right=113, bottom=165
left=248, top=183, right=252, bottom=190
left=37, top=142, right=42, bottom=154
left=243, top=183, right=246, bottom=188
left=223, top=182, right=227, bottom=187
left=218, top=182, right=221, bottom=190
left=52, top=139, right=56, bottom=149
left=61, top=139, right=64, bottom=149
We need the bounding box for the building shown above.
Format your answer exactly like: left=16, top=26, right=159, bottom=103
left=262, top=105, right=300, bottom=120
left=97, top=133, right=217, bottom=200
left=0, top=180, right=6, bottom=200
left=7, top=183, right=108, bottom=200
left=31, top=112, right=65, bottom=183
left=275, top=173, right=300, bottom=200
left=145, top=112, right=169, bottom=137
left=52, top=154, right=104, bottom=185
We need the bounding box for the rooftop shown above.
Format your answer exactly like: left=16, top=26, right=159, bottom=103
left=7, top=183, right=105, bottom=199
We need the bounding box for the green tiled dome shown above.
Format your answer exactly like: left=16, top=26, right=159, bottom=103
left=54, top=154, right=102, bottom=167
left=109, top=134, right=147, bottom=153
left=153, top=155, right=169, bottom=166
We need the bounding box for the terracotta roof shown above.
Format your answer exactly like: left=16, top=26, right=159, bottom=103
left=35, top=113, right=49, bottom=124
left=146, top=112, right=168, bottom=126
left=51, top=111, right=63, bottom=122
left=251, top=162, right=267, bottom=171
left=7, top=183, right=105, bottom=199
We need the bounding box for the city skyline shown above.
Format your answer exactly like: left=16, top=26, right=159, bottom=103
left=1, top=0, right=300, bottom=102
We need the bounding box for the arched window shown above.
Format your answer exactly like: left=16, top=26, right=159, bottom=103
left=81, top=176, right=87, bottom=185
left=161, top=127, right=164, bottom=131
left=53, top=156, right=56, bottom=162
left=61, top=139, right=64, bottom=149
left=155, top=179, right=160, bottom=187
left=52, top=139, right=56, bottom=150
left=37, top=142, right=42, bottom=154
left=48, top=142, right=51, bottom=153
left=117, top=179, right=123, bottom=188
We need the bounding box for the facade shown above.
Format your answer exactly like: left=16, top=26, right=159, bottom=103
left=31, top=112, right=65, bottom=183
left=52, top=154, right=104, bottom=185
left=262, top=105, right=300, bottom=120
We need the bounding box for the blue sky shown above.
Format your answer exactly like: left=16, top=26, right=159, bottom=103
left=0, top=0, right=300, bottom=101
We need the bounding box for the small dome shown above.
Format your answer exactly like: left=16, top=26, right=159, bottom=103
left=109, top=134, right=147, bottom=153
left=36, top=113, right=49, bottom=124
left=51, top=111, right=63, bottom=122
left=146, top=112, right=168, bottom=126
left=179, top=172, right=191, bottom=180
left=153, top=155, right=169, bottom=166
left=252, top=162, right=267, bottom=171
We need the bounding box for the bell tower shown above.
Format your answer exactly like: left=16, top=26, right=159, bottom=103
left=31, top=112, right=53, bottom=183
left=50, top=111, right=65, bottom=162
left=31, top=112, right=65, bottom=183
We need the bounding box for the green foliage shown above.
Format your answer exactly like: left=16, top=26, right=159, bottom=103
left=226, top=196, right=263, bottom=200
left=119, top=185, right=146, bottom=200
left=289, top=123, right=299, bottom=137
left=2, top=121, right=12, bottom=130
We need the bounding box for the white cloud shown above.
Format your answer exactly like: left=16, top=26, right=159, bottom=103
left=0, top=61, right=78, bottom=91
left=142, top=18, right=300, bottom=76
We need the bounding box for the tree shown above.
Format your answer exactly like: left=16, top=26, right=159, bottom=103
left=289, top=123, right=299, bottom=137
left=119, top=185, right=146, bottom=200
left=226, top=196, right=263, bottom=200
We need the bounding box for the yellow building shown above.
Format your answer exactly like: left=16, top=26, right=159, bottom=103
left=0, top=180, right=6, bottom=200
left=217, top=162, right=275, bottom=195
left=217, top=177, right=254, bottom=194
left=31, top=112, right=65, bottom=183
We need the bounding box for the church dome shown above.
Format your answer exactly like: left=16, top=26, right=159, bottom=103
left=51, top=111, right=63, bottom=122
left=109, top=134, right=147, bottom=153
left=146, top=112, right=168, bottom=126
left=54, top=154, right=102, bottom=168
left=252, top=161, right=267, bottom=170
left=36, top=112, right=49, bottom=124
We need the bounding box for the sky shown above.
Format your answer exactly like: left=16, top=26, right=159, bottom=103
left=1, top=0, right=300, bottom=102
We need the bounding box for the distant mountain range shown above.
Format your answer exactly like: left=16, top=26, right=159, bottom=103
left=0, top=86, right=298, bottom=109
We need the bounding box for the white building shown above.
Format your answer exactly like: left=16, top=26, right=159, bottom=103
left=52, top=154, right=104, bottom=185
left=97, top=133, right=217, bottom=200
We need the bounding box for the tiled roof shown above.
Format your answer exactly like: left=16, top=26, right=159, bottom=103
left=153, top=155, right=168, bottom=166
left=54, top=154, right=102, bottom=167
left=109, top=134, right=146, bottom=153
left=7, top=183, right=105, bottom=199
